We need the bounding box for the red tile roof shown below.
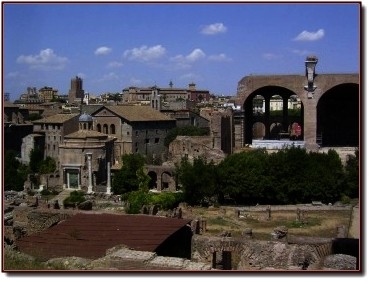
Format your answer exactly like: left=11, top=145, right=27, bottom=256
left=16, top=213, right=191, bottom=260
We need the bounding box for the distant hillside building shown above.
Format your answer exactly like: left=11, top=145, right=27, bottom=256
left=122, top=83, right=210, bottom=105
left=38, top=86, right=58, bottom=102
left=68, top=76, right=85, bottom=104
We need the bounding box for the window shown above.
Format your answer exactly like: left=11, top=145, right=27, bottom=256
left=103, top=124, right=108, bottom=134
left=127, top=131, right=130, bottom=135
left=97, top=124, right=101, bottom=132
left=110, top=124, right=115, bottom=134
left=136, top=131, right=139, bottom=137
left=155, top=138, right=159, bottom=143
left=145, top=138, right=150, bottom=144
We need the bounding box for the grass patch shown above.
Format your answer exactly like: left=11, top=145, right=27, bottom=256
left=288, top=217, right=322, bottom=228
left=4, top=250, right=48, bottom=270
left=208, top=216, right=229, bottom=226
left=190, top=206, right=353, bottom=239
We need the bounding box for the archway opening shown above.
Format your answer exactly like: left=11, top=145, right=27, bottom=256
left=244, top=86, right=302, bottom=144
left=148, top=171, right=157, bottom=189
left=317, top=83, right=359, bottom=146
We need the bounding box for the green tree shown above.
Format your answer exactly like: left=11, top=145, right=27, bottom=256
left=265, top=147, right=309, bottom=204
left=124, top=190, right=150, bottom=214
left=112, top=154, right=146, bottom=195
left=218, top=149, right=270, bottom=205
left=29, top=147, right=44, bottom=173
left=4, top=150, right=28, bottom=191
left=136, top=166, right=150, bottom=192
left=175, top=156, right=217, bottom=206
left=342, top=149, right=359, bottom=199
left=38, top=157, right=57, bottom=174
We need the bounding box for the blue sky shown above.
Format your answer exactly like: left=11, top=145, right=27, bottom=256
left=3, top=2, right=360, bottom=101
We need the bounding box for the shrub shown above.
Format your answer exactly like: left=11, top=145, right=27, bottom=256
left=124, top=190, right=150, bottom=214
left=149, top=192, right=184, bottom=210
left=341, top=194, right=351, bottom=205
left=63, top=191, right=86, bottom=207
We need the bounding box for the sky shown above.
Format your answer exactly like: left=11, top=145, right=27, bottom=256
left=2, top=1, right=361, bottom=102
left=0, top=2, right=368, bottom=279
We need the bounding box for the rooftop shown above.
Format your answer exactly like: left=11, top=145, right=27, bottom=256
left=16, top=213, right=191, bottom=260
left=106, top=105, right=175, bottom=122
left=32, top=113, right=79, bottom=124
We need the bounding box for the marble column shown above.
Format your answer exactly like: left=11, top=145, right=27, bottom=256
left=106, top=161, right=112, bottom=194
left=86, top=153, right=93, bottom=193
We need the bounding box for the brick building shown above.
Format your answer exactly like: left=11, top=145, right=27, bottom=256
left=122, top=83, right=210, bottom=104
left=68, top=76, right=85, bottom=104
left=91, top=105, right=176, bottom=167
left=31, top=114, right=79, bottom=166
left=59, top=113, right=116, bottom=193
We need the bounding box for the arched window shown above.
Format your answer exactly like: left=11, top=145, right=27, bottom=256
left=97, top=124, right=102, bottom=132
left=110, top=124, right=116, bottom=134
left=103, top=124, right=108, bottom=134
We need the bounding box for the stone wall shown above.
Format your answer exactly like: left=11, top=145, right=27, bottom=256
left=191, top=235, right=333, bottom=270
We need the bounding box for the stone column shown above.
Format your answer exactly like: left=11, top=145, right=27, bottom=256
left=106, top=161, right=112, bottom=194
left=282, top=96, right=289, bottom=132
left=303, top=90, right=320, bottom=150
left=264, top=96, right=271, bottom=138
left=63, top=168, right=66, bottom=189
left=86, top=153, right=93, bottom=193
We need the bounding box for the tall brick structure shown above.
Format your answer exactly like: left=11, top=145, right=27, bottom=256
left=68, top=76, right=85, bottom=104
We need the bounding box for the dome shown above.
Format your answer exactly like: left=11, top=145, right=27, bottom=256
left=79, top=112, right=93, bottom=122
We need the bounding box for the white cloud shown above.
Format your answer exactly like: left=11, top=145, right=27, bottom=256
left=123, top=45, right=166, bottom=62
left=294, top=29, right=325, bottom=41
left=95, top=46, right=112, bottom=55
left=16, top=48, right=68, bottom=70
left=208, top=53, right=232, bottom=62
left=98, top=72, right=119, bottom=82
left=6, top=72, right=21, bottom=78
left=186, top=49, right=206, bottom=62
left=107, top=61, right=124, bottom=68
left=129, top=77, right=143, bottom=85
left=201, top=23, right=227, bottom=35
left=179, top=72, right=201, bottom=82
left=171, top=48, right=206, bottom=68
left=262, top=53, right=282, bottom=60
left=291, top=49, right=313, bottom=56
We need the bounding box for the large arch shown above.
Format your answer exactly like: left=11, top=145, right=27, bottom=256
left=243, top=86, right=303, bottom=144
left=317, top=83, right=359, bottom=146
